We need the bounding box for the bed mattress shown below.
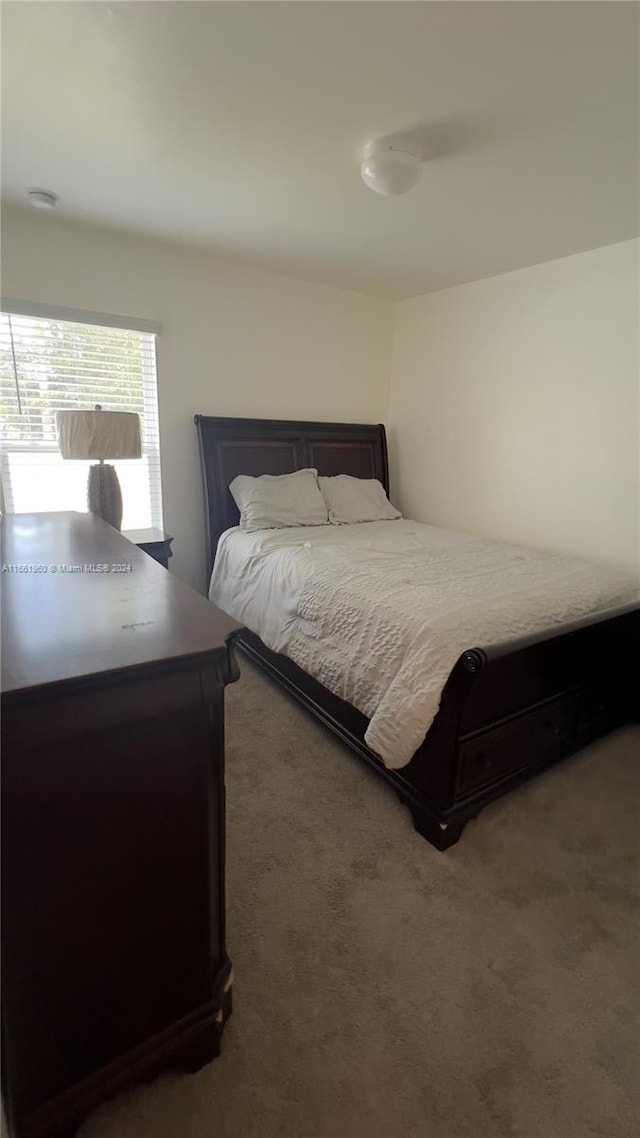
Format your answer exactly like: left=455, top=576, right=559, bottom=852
left=209, top=520, right=637, bottom=769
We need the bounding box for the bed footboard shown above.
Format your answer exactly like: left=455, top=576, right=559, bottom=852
left=404, top=600, right=640, bottom=846
left=236, top=600, right=639, bottom=851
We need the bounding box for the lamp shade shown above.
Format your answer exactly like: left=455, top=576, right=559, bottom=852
left=56, top=409, right=141, bottom=461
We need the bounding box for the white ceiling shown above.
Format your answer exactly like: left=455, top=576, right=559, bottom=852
left=2, top=1, right=638, bottom=299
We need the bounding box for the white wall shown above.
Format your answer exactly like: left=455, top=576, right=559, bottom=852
left=3, top=207, right=636, bottom=587
left=389, top=241, right=639, bottom=577
left=1, top=208, right=393, bottom=589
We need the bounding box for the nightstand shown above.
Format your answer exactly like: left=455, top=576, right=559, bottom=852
left=123, top=527, right=174, bottom=568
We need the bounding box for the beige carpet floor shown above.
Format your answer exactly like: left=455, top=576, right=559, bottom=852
left=81, top=658, right=640, bottom=1138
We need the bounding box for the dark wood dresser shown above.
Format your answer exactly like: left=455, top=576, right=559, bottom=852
left=1, top=512, right=239, bottom=1138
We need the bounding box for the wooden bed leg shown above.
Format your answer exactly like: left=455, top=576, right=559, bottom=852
left=409, top=806, right=466, bottom=851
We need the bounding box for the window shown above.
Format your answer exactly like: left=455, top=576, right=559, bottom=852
left=0, top=308, right=162, bottom=529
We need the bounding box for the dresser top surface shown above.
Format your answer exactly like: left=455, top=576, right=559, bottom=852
left=1, top=512, right=239, bottom=695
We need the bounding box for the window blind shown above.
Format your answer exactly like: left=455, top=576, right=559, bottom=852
left=0, top=312, right=163, bottom=529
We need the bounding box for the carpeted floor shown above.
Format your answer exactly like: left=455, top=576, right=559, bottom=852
left=81, top=658, right=640, bottom=1138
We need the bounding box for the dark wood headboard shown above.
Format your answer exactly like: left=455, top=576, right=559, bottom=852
left=194, top=415, right=389, bottom=580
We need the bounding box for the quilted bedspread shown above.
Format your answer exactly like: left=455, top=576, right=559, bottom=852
left=209, top=520, right=638, bottom=769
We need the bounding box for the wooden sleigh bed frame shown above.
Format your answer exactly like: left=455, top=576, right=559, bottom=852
left=195, top=414, right=640, bottom=849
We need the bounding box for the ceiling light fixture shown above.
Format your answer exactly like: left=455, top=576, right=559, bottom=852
left=27, top=188, right=59, bottom=210
left=361, top=141, right=422, bottom=196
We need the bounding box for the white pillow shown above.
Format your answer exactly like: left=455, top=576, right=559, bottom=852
left=318, top=475, right=402, bottom=525
left=229, top=468, right=329, bottom=532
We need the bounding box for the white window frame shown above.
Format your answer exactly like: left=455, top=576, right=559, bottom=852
left=0, top=301, right=163, bottom=529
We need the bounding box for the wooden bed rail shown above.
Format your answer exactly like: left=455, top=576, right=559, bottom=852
left=462, top=598, right=640, bottom=670
left=454, top=603, right=640, bottom=736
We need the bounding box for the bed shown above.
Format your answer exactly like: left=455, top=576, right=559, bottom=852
left=195, top=414, right=640, bottom=849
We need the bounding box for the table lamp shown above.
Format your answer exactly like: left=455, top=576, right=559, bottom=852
left=56, top=405, right=142, bottom=530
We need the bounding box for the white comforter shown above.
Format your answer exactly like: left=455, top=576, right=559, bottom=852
left=209, top=520, right=637, bottom=770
